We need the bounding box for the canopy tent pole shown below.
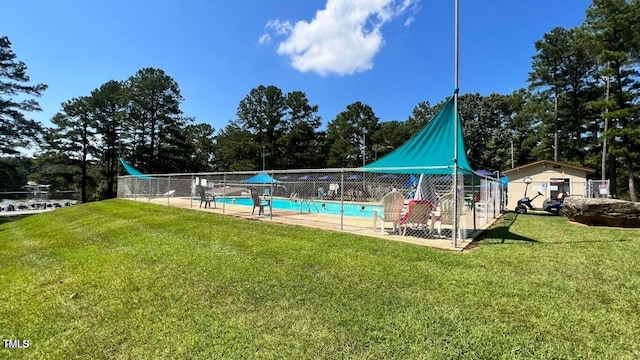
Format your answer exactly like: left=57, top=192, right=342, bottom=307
left=452, top=0, right=460, bottom=249
left=414, top=174, right=424, bottom=200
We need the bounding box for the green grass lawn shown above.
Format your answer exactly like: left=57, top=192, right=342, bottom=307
left=1, top=199, right=639, bottom=359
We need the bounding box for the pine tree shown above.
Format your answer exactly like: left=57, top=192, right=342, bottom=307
left=0, top=35, right=47, bottom=154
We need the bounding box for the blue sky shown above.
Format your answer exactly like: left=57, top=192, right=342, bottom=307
left=3, top=0, right=592, bottom=133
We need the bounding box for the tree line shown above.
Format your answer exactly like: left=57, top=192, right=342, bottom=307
left=1, top=0, right=638, bottom=201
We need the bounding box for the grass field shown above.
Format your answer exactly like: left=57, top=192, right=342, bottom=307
left=1, top=199, right=639, bottom=359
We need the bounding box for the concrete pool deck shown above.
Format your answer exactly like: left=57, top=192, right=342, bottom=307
left=128, top=196, right=497, bottom=251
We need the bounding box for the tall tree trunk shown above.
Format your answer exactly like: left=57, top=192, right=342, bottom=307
left=626, top=157, right=637, bottom=202
left=105, top=111, right=117, bottom=198
left=554, top=92, right=558, bottom=161
left=601, top=66, right=610, bottom=181
left=149, top=100, right=157, bottom=169
left=81, top=122, right=88, bottom=203
left=608, top=153, right=617, bottom=198
left=106, top=147, right=115, bottom=198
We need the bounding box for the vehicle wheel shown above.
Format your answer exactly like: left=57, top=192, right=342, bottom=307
left=515, top=205, right=527, bottom=214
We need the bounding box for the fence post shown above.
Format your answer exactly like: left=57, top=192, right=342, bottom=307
left=190, top=175, right=194, bottom=208
left=269, top=171, right=274, bottom=219
left=472, top=173, right=477, bottom=231
left=340, top=172, right=345, bottom=230
left=222, top=174, right=226, bottom=213
left=167, top=176, right=171, bottom=206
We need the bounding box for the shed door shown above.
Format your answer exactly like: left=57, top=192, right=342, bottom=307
left=549, top=178, right=570, bottom=200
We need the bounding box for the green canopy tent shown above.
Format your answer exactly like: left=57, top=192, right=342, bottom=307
left=118, top=158, right=163, bottom=197
left=119, top=158, right=153, bottom=179
left=362, top=95, right=473, bottom=248
left=362, top=97, right=473, bottom=175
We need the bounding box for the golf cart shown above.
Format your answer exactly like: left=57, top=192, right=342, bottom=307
left=541, top=192, right=567, bottom=215
left=515, top=191, right=543, bottom=214
left=514, top=176, right=565, bottom=215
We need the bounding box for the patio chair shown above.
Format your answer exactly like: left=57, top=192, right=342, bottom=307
left=162, top=190, right=176, bottom=197
left=198, top=186, right=215, bottom=209
left=372, top=190, right=405, bottom=234
left=251, top=189, right=271, bottom=216
left=433, top=192, right=464, bottom=238
left=399, top=199, right=434, bottom=236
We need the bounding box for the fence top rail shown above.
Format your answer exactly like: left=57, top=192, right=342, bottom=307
left=117, top=166, right=490, bottom=179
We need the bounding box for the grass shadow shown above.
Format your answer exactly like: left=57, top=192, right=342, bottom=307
left=474, top=212, right=537, bottom=245
left=542, top=239, right=631, bottom=245
left=0, top=214, right=33, bottom=226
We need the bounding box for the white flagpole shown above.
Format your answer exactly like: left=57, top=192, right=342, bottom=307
left=452, top=0, right=460, bottom=248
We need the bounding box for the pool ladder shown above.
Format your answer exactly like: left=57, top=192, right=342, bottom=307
left=299, top=197, right=320, bottom=213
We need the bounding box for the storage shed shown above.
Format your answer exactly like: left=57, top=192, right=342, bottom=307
left=502, top=160, right=595, bottom=211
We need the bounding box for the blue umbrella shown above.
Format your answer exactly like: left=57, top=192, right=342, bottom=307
left=298, top=175, right=314, bottom=180
left=476, top=169, right=494, bottom=177
left=242, top=172, right=280, bottom=184
left=317, top=175, right=335, bottom=180
left=433, top=174, right=452, bottom=182
left=379, top=174, right=399, bottom=180
left=405, top=175, right=419, bottom=187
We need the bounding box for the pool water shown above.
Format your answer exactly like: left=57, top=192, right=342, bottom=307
left=219, top=197, right=381, bottom=218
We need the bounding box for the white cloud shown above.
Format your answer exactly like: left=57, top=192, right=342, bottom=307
left=404, top=16, right=415, bottom=27
left=265, top=0, right=419, bottom=76
left=266, top=19, right=294, bottom=35
left=258, top=33, right=271, bottom=44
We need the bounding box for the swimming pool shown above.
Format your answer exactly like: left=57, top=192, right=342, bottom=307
left=218, top=197, right=382, bottom=218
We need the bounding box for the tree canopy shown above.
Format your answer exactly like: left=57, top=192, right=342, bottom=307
left=4, top=1, right=639, bottom=201
left=0, top=35, right=47, bottom=155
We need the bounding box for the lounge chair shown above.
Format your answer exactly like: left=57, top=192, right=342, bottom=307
left=372, top=190, right=405, bottom=234
left=433, top=193, right=464, bottom=238
left=251, top=189, right=271, bottom=216
left=198, top=186, right=215, bottom=208
left=399, top=200, right=434, bottom=236
left=162, top=190, right=176, bottom=197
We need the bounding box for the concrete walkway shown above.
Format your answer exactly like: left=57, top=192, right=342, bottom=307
left=128, top=196, right=492, bottom=251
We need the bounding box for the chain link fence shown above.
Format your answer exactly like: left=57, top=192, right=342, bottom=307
left=586, top=179, right=610, bottom=198
left=117, top=168, right=504, bottom=247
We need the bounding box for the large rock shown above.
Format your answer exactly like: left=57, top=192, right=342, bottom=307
left=562, top=197, right=640, bottom=228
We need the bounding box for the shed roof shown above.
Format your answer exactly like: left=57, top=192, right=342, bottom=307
left=502, top=160, right=595, bottom=175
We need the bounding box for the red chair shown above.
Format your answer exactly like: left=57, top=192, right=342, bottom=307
left=399, top=199, right=434, bottom=236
